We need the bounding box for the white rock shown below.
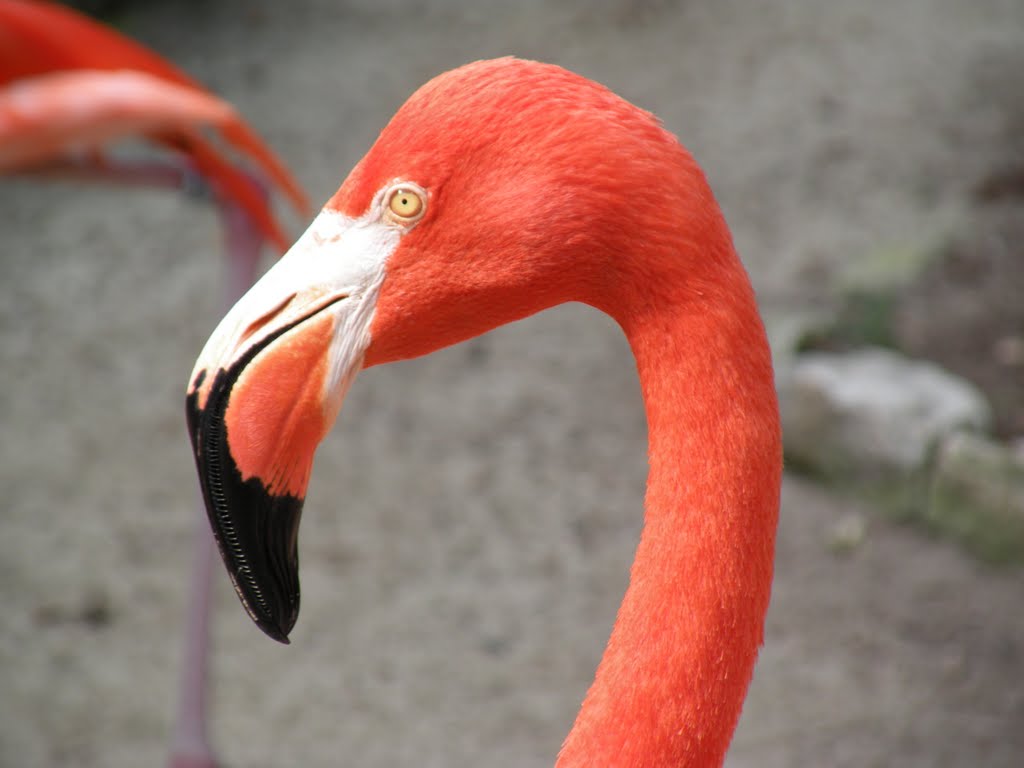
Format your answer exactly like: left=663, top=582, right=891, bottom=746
left=779, top=347, right=992, bottom=478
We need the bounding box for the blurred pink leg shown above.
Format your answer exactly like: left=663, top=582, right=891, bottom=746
left=12, top=155, right=191, bottom=188
left=220, top=191, right=266, bottom=299
left=168, top=188, right=266, bottom=768
left=167, top=503, right=220, bottom=768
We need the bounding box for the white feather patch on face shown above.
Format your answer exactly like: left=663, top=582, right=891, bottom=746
left=317, top=213, right=398, bottom=416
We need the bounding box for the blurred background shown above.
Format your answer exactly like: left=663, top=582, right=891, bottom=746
left=1, top=0, right=1022, bottom=766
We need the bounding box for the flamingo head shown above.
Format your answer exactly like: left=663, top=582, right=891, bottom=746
left=186, top=58, right=701, bottom=641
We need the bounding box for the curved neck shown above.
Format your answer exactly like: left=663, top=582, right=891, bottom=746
left=557, top=247, right=782, bottom=766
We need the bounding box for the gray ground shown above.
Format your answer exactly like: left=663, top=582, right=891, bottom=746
left=2, top=1, right=1023, bottom=766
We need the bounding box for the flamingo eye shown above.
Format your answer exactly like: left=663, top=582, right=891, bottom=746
left=384, top=183, right=426, bottom=225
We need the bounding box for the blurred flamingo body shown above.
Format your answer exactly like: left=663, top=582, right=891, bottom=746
left=0, top=0, right=307, bottom=248
left=187, top=58, right=782, bottom=766
left=0, top=69, right=235, bottom=171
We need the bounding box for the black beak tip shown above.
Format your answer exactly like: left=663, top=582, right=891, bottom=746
left=187, top=367, right=306, bottom=644
left=212, top=482, right=305, bottom=644
left=257, top=617, right=293, bottom=645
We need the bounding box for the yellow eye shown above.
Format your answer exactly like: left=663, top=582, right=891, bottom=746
left=385, top=185, right=426, bottom=223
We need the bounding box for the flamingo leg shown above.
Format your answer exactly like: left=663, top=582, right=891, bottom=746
left=167, top=178, right=266, bottom=768
left=12, top=157, right=183, bottom=187
left=167, top=502, right=219, bottom=768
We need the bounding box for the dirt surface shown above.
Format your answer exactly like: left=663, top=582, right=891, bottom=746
left=2, top=1, right=1024, bottom=766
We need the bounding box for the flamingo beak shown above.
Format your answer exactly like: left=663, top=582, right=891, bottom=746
left=186, top=209, right=397, bottom=642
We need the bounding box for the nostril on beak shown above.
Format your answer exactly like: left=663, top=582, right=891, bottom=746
left=237, top=293, right=297, bottom=349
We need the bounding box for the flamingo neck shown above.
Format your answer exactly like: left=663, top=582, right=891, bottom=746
left=557, top=250, right=782, bottom=766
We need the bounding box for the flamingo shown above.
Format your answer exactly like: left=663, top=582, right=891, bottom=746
left=186, top=57, right=782, bottom=766
left=0, top=0, right=307, bottom=249
left=1, top=3, right=309, bottom=766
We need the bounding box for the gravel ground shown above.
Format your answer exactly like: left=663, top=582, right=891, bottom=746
left=2, top=1, right=1023, bottom=766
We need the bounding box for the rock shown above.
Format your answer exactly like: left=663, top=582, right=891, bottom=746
left=780, top=347, right=992, bottom=481
left=928, top=431, right=1024, bottom=564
